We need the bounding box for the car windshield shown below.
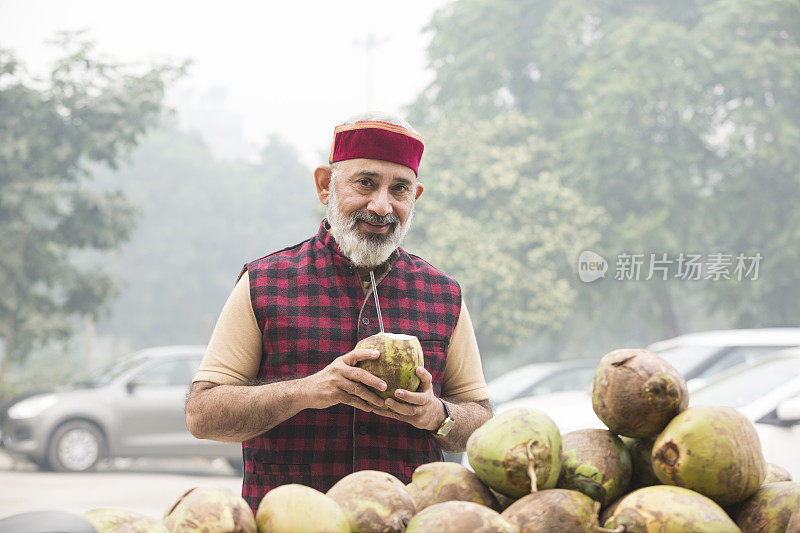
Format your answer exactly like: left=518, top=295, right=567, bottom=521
left=691, top=358, right=800, bottom=409
left=488, top=366, right=552, bottom=405
left=655, top=345, right=719, bottom=377
left=77, top=356, right=149, bottom=387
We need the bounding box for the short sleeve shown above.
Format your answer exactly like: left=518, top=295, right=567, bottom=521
left=193, top=271, right=262, bottom=384
left=440, top=299, right=489, bottom=402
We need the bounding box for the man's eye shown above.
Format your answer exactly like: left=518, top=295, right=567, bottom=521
left=393, top=184, right=410, bottom=192
left=357, top=178, right=372, bottom=187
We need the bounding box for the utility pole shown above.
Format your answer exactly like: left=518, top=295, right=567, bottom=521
left=353, top=33, right=389, bottom=109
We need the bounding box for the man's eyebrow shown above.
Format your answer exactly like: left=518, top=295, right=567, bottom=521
left=353, top=170, right=380, bottom=179
left=394, top=177, right=413, bottom=186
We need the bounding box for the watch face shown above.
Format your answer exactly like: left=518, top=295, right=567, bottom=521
left=438, top=417, right=455, bottom=436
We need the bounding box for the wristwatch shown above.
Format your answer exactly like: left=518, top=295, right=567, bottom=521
left=435, top=399, right=455, bottom=437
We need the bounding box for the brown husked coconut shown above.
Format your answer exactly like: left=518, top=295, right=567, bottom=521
left=162, top=486, right=256, bottom=533
left=652, top=405, right=766, bottom=506
left=355, top=332, right=424, bottom=401
left=256, top=484, right=349, bottom=533
left=788, top=507, right=800, bottom=533
left=763, top=463, right=793, bottom=484
left=730, top=481, right=800, bottom=533
left=557, top=429, right=632, bottom=507
left=407, top=462, right=499, bottom=511
left=592, top=349, right=688, bottom=437
left=603, top=485, right=740, bottom=532
left=327, top=470, right=416, bottom=532
left=620, top=436, right=659, bottom=489
left=406, top=501, right=518, bottom=533
left=84, top=508, right=167, bottom=532
left=501, top=489, right=607, bottom=533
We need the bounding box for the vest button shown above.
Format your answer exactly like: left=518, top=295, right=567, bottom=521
left=361, top=317, right=370, bottom=325
left=357, top=424, right=368, bottom=435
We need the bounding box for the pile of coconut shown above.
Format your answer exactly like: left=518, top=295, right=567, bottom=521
left=81, top=348, right=799, bottom=532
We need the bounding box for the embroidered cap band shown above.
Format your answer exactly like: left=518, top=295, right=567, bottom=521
left=329, top=120, right=424, bottom=175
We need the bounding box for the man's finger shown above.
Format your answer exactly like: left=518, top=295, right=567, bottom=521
left=385, top=398, right=418, bottom=417
left=415, top=366, right=433, bottom=391
left=343, top=366, right=388, bottom=394
left=343, top=382, right=386, bottom=408
left=340, top=349, right=381, bottom=366
left=393, top=388, right=426, bottom=406
left=346, top=396, right=376, bottom=413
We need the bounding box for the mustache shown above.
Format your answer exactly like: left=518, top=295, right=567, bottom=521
left=350, top=210, right=399, bottom=226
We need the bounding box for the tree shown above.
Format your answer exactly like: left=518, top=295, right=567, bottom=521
left=0, top=35, right=184, bottom=390
left=89, top=124, right=318, bottom=348
left=406, top=113, right=604, bottom=358
left=410, top=0, right=800, bottom=358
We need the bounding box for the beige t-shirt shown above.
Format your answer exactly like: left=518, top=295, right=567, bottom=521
left=194, top=270, right=489, bottom=402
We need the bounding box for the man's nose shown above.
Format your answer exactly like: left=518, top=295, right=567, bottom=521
left=367, top=188, right=392, bottom=217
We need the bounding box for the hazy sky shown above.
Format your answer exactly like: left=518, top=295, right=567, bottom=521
left=0, top=0, right=449, bottom=165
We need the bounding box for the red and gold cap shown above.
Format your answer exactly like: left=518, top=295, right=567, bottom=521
left=329, top=120, right=424, bottom=175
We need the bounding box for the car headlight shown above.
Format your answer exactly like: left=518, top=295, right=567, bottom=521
left=7, top=394, right=57, bottom=420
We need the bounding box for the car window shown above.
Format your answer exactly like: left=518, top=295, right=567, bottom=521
left=135, top=358, right=198, bottom=387
left=694, top=346, right=793, bottom=379
left=655, top=345, right=719, bottom=378
left=692, top=358, right=800, bottom=409
left=525, top=366, right=596, bottom=396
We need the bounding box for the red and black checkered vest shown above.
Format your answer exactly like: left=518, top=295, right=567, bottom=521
left=241, top=222, right=461, bottom=510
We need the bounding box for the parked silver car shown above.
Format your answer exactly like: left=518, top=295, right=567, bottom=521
left=0, top=346, right=241, bottom=473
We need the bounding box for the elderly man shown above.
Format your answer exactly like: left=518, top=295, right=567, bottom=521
left=185, top=111, right=492, bottom=511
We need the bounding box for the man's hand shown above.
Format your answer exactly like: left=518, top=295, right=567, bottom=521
left=303, top=348, right=388, bottom=413
left=373, top=366, right=447, bottom=432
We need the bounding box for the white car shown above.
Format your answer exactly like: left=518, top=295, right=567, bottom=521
left=486, top=359, right=597, bottom=407
left=489, top=350, right=800, bottom=479
left=648, top=328, right=800, bottom=390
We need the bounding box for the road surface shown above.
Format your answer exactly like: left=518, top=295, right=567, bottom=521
left=0, top=449, right=243, bottom=520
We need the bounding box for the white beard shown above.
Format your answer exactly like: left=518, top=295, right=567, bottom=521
left=326, top=180, right=414, bottom=268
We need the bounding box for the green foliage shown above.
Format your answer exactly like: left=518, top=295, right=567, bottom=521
left=0, top=35, right=185, bottom=379
left=407, top=113, right=604, bottom=353
left=410, top=0, right=800, bottom=358
left=89, top=124, right=318, bottom=347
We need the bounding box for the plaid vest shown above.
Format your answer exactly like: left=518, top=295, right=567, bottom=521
left=241, top=222, right=461, bottom=511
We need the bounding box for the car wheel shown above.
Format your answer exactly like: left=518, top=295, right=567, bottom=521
left=47, top=421, right=106, bottom=473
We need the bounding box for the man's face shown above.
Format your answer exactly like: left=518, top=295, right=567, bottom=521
left=322, top=158, right=423, bottom=268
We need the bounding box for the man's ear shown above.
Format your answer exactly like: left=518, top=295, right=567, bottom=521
left=314, top=165, right=332, bottom=205
left=414, top=181, right=424, bottom=201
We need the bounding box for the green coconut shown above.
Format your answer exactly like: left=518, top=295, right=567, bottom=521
left=501, top=489, right=608, bottom=533
left=490, top=488, right=521, bottom=511
left=620, top=436, right=660, bottom=489
left=256, top=484, right=349, bottom=533
left=406, top=501, right=518, bottom=533
left=355, top=332, right=423, bottom=401
left=652, top=405, right=766, bottom=506
left=327, top=470, right=416, bottom=532
left=557, top=429, right=632, bottom=507
left=84, top=509, right=167, bottom=532
left=763, top=463, right=793, bottom=484
left=730, top=481, right=800, bottom=533
left=467, top=407, right=563, bottom=498
left=603, top=485, right=741, bottom=532
left=162, top=486, right=255, bottom=533
left=592, top=349, right=688, bottom=438
left=407, top=462, right=499, bottom=511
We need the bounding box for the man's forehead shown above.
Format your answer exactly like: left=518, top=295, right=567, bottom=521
left=340, top=158, right=417, bottom=182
